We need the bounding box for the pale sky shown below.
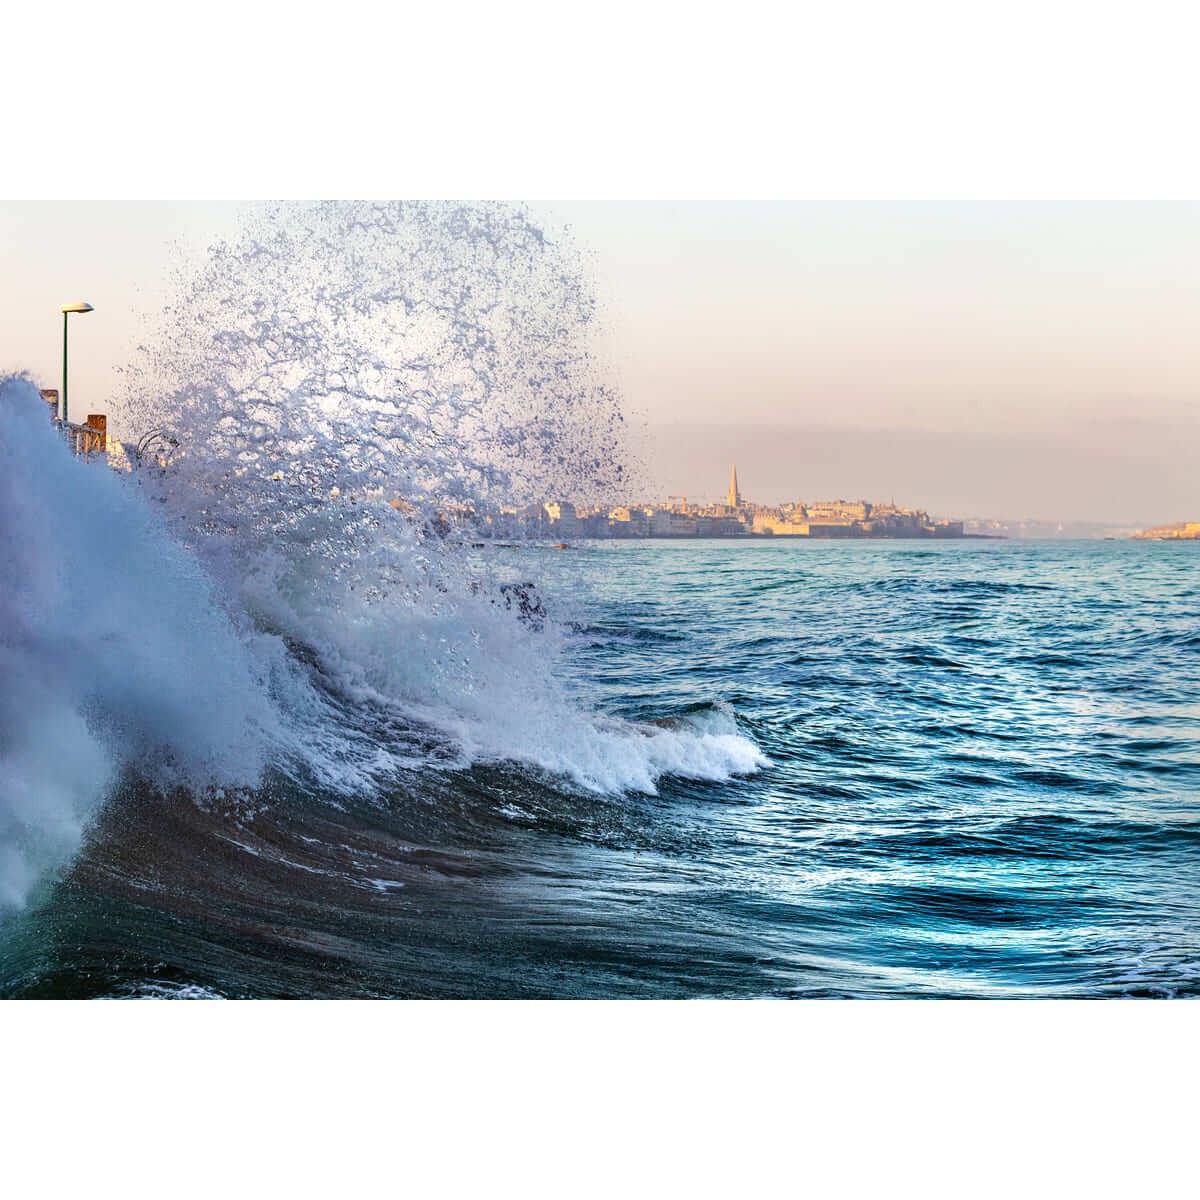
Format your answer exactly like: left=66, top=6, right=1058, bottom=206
left=4, top=200, right=1199, bottom=524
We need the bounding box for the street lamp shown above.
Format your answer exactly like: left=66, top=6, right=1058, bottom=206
left=60, top=301, right=94, bottom=426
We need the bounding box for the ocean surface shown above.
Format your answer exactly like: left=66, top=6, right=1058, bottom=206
left=4, top=528, right=1198, bottom=998
left=3, top=203, right=1198, bottom=1000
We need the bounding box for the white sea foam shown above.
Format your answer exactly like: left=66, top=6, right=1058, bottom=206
left=115, top=983, right=227, bottom=1000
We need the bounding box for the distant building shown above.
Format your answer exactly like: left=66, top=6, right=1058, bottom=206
left=806, top=499, right=871, bottom=523
left=609, top=506, right=649, bottom=537
left=753, top=514, right=810, bottom=536
left=696, top=515, right=746, bottom=537
left=580, top=511, right=612, bottom=538
left=727, top=462, right=742, bottom=508
left=931, top=520, right=964, bottom=537
left=544, top=500, right=581, bottom=537
left=648, top=509, right=674, bottom=536
left=1134, top=521, right=1200, bottom=540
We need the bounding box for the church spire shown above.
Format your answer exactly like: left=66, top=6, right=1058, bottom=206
left=728, top=462, right=741, bottom=508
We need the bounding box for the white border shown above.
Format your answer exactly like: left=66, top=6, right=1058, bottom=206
left=4, top=1000, right=1196, bottom=1196
left=8, top=2, right=1200, bottom=199
left=4, top=3, right=1196, bottom=1194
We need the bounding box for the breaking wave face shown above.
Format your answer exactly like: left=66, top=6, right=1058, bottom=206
left=2, top=202, right=762, bottom=912
left=0, top=375, right=280, bottom=911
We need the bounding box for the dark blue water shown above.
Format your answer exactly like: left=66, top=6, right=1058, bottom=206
left=4, top=539, right=1198, bottom=998
left=534, top=539, right=1200, bottom=997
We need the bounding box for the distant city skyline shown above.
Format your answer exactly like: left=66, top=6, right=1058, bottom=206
left=3, top=200, right=1199, bottom=525
left=581, top=460, right=1142, bottom=537
left=634, top=423, right=1199, bottom=528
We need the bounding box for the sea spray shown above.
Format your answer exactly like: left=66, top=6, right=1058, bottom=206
left=1, top=204, right=764, bottom=916
left=113, top=200, right=631, bottom=546
left=0, top=375, right=279, bottom=910
left=106, top=201, right=762, bottom=795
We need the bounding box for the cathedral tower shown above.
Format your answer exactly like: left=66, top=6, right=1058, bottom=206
left=727, top=462, right=742, bottom=508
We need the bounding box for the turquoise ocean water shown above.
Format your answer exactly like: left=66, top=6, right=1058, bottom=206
left=5, top=538, right=1197, bottom=998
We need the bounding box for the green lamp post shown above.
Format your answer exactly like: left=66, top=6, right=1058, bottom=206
left=60, top=301, right=94, bottom=426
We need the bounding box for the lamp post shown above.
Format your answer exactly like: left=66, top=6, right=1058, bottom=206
left=60, top=301, right=94, bottom=426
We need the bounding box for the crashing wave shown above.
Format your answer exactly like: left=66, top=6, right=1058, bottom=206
left=0, top=202, right=763, bottom=913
